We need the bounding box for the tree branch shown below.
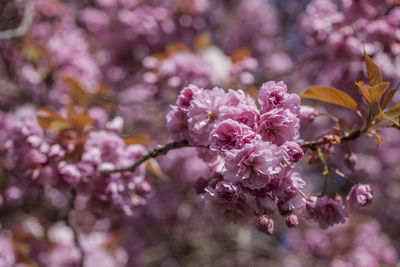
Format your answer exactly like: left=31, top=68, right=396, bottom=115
left=64, top=190, right=85, bottom=267
left=0, top=1, right=35, bottom=40
left=103, top=123, right=369, bottom=176
left=266, top=54, right=324, bottom=81
left=300, top=129, right=362, bottom=149
left=103, top=128, right=366, bottom=175
left=103, top=140, right=205, bottom=174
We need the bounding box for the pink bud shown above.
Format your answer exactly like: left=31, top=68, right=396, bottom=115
left=286, top=214, right=299, bottom=228
left=335, top=195, right=343, bottom=204
left=256, top=216, right=274, bottom=235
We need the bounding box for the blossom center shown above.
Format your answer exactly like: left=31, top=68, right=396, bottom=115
left=207, top=112, right=218, bottom=122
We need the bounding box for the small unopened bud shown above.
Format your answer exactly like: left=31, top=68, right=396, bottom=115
left=286, top=214, right=299, bottom=228
left=323, top=134, right=341, bottom=145
left=344, top=152, right=357, bottom=171
left=256, top=216, right=274, bottom=235
left=299, top=105, right=316, bottom=124
left=335, top=194, right=343, bottom=204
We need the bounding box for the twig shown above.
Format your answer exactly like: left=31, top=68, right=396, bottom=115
left=104, top=122, right=368, bottom=176
left=330, top=167, right=356, bottom=184
left=103, top=141, right=206, bottom=174
left=298, top=189, right=312, bottom=201
left=301, top=129, right=362, bottom=149
left=0, top=1, right=35, bottom=40
left=64, top=190, right=85, bottom=267
left=315, top=112, right=340, bottom=123
left=267, top=54, right=324, bottom=80
left=104, top=127, right=362, bottom=175
left=314, top=149, right=329, bottom=196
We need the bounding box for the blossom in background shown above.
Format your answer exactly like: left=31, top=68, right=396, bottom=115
left=299, top=196, right=348, bottom=229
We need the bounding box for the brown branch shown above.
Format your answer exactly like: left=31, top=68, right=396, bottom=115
left=103, top=140, right=205, bottom=174
left=64, top=190, right=85, bottom=267
left=104, top=121, right=371, bottom=176
left=0, top=1, right=35, bottom=40
left=104, top=128, right=364, bottom=175
left=266, top=54, right=324, bottom=80
left=300, top=129, right=362, bottom=149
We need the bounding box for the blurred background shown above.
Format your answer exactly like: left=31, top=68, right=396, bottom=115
left=0, top=0, right=399, bottom=266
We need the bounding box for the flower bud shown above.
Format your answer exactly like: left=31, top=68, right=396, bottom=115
left=299, top=105, right=316, bottom=123
left=335, top=194, right=343, bottom=204
left=286, top=214, right=299, bottom=228
left=256, top=216, right=274, bottom=235
left=346, top=184, right=373, bottom=208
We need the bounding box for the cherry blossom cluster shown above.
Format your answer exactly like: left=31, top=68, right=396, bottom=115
left=300, top=0, right=400, bottom=86
left=0, top=0, right=398, bottom=265
left=167, top=82, right=378, bottom=231
left=141, top=51, right=220, bottom=90
left=0, top=0, right=101, bottom=107
left=167, top=81, right=306, bottom=230
left=286, top=218, right=398, bottom=266
left=0, top=106, right=150, bottom=217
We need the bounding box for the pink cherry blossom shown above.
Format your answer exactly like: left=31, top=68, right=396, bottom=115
left=281, top=141, right=304, bottom=164
left=209, top=119, right=260, bottom=151
left=346, top=184, right=373, bottom=208
left=203, top=182, right=253, bottom=224
left=224, top=141, right=282, bottom=190
left=257, top=109, right=300, bottom=145
left=258, top=81, right=300, bottom=115
left=187, top=87, right=231, bottom=145
left=299, top=196, right=348, bottom=229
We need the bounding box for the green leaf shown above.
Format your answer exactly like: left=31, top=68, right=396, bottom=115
left=123, top=134, right=152, bottom=145
left=385, top=104, right=400, bottom=126
left=37, top=108, right=72, bottom=131
left=300, top=86, right=358, bottom=111
left=356, top=81, right=371, bottom=104
left=364, top=50, right=382, bottom=86
left=61, top=76, right=89, bottom=106
left=382, top=82, right=400, bottom=109
left=371, top=101, right=385, bottom=120
left=49, top=121, right=73, bottom=132
left=368, top=82, right=390, bottom=104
